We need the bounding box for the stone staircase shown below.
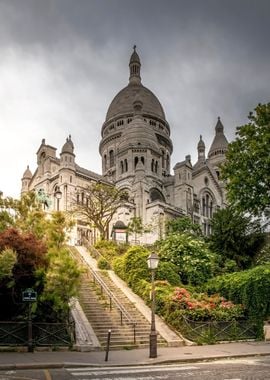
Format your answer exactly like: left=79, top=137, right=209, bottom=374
left=70, top=246, right=167, bottom=350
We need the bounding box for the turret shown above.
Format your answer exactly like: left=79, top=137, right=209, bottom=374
left=60, top=135, right=75, bottom=169
left=208, top=117, right=228, bottom=166
left=197, top=135, right=206, bottom=163
left=21, top=165, right=32, bottom=194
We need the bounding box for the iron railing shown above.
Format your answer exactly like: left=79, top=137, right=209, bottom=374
left=0, top=320, right=75, bottom=347
left=178, top=317, right=258, bottom=343
left=69, top=246, right=137, bottom=343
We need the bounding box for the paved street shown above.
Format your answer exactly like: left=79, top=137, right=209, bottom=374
left=1, top=357, right=270, bottom=380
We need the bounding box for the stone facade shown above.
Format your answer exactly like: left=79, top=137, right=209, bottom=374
left=21, top=47, right=228, bottom=244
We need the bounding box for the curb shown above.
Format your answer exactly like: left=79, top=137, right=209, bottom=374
left=1, top=352, right=270, bottom=370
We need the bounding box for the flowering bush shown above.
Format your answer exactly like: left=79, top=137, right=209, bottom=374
left=168, top=287, right=245, bottom=321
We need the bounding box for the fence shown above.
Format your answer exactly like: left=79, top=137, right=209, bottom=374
left=0, top=321, right=75, bottom=347
left=179, top=317, right=259, bottom=344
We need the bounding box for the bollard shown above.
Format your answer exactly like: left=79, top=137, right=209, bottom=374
left=105, top=329, right=111, bottom=361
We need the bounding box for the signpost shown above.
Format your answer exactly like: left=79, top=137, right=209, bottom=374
left=22, top=288, right=37, bottom=352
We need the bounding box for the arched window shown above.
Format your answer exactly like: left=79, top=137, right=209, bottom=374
left=155, top=161, right=158, bottom=173
left=161, top=150, right=165, bottom=168
left=141, top=156, right=145, bottom=165
left=134, top=156, right=139, bottom=168
left=120, top=161, right=124, bottom=173
left=149, top=188, right=165, bottom=203
left=124, top=159, right=128, bottom=172
left=104, top=154, right=107, bottom=170
left=109, top=150, right=114, bottom=167
left=151, top=159, right=154, bottom=171
left=166, top=154, right=170, bottom=171
left=201, top=192, right=214, bottom=218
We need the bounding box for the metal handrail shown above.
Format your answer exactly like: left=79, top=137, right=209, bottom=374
left=68, top=247, right=137, bottom=343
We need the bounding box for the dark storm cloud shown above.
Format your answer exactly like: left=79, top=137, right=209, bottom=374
left=0, top=0, right=269, bottom=196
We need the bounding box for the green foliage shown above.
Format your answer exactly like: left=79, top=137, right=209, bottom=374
left=127, top=217, right=144, bottom=235
left=45, top=211, right=74, bottom=248
left=255, top=242, right=270, bottom=265
left=0, top=210, right=14, bottom=232
left=0, top=193, right=82, bottom=323
left=94, top=240, right=129, bottom=263
left=222, top=103, right=270, bottom=216
left=113, top=246, right=149, bottom=286
left=40, top=247, right=82, bottom=315
left=127, top=217, right=151, bottom=241
left=166, top=216, right=202, bottom=237
left=11, top=192, right=48, bottom=239
left=209, top=206, right=266, bottom=270
left=205, top=264, right=270, bottom=321
left=158, top=233, right=216, bottom=285
left=0, top=248, right=17, bottom=281
left=0, top=228, right=48, bottom=319
left=113, top=246, right=180, bottom=287
left=156, top=261, right=180, bottom=286
left=97, top=257, right=111, bottom=270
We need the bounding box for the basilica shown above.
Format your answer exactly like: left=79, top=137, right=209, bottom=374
left=21, top=47, right=229, bottom=244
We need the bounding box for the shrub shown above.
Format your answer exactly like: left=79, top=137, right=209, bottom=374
left=94, top=240, right=129, bottom=264
left=165, top=287, right=245, bottom=322
left=97, top=257, right=111, bottom=270
left=112, top=246, right=180, bottom=287
left=205, top=264, right=270, bottom=321
left=158, top=233, right=216, bottom=285
left=156, top=261, right=180, bottom=286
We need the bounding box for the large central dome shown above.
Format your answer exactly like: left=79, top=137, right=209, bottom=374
left=105, top=47, right=166, bottom=122
left=106, top=84, right=165, bottom=121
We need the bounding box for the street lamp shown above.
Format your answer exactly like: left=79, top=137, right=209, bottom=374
left=54, top=188, right=62, bottom=211
left=147, top=252, right=159, bottom=358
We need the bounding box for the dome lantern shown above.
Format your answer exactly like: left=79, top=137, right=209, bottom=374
left=129, top=45, right=141, bottom=85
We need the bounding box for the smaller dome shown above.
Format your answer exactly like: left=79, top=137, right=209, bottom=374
left=61, top=135, right=74, bottom=154
left=208, top=117, right=228, bottom=158
left=22, top=165, right=32, bottom=179
left=197, top=135, right=205, bottom=149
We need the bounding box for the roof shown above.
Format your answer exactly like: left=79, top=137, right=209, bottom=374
left=61, top=135, right=74, bottom=154
left=22, top=165, right=32, bottom=179
left=105, top=48, right=166, bottom=122
left=105, top=83, right=166, bottom=121
left=208, top=117, right=228, bottom=158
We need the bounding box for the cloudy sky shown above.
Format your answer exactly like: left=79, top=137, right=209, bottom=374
left=0, top=0, right=269, bottom=197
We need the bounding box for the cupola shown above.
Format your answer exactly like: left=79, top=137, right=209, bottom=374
left=129, top=45, right=141, bottom=85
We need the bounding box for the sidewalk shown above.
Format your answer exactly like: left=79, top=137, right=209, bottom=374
left=1, top=341, right=270, bottom=370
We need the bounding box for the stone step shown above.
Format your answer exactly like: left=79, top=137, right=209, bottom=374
left=71, top=246, right=168, bottom=349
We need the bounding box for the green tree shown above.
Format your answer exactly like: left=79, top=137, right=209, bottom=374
left=158, top=233, right=215, bottom=286
left=45, top=211, right=74, bottom=248
left=209, top=207, right=266, bottom=270
left=73, top=182, right=126, bottom=240
left=0, top=192, right=47, bottom=239
left=166, top=216, right=202, bottom=237
left=0, top=248, right=17, bottom=281
left=40, top=247, right=82, bottom=317
left=222, top=103, right=270, bottom=216
left=127, top=216, right=150, bottom=243
left=0, top=228, right=48, bottom=319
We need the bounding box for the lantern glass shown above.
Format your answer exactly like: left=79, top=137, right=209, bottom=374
left=147, top=252, right=159, bottom=270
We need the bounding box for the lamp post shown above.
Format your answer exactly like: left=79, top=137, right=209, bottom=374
left=147, top=252, right=159, bottom=358
left=54, top=188, right=62, bottom=211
